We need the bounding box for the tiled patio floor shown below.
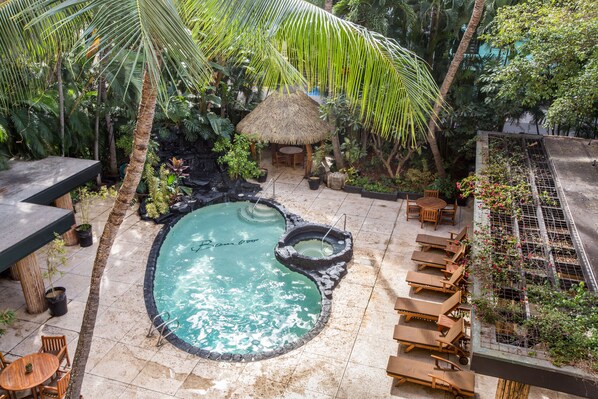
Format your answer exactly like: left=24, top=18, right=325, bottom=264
left=0, top=163, right=582, bottom=399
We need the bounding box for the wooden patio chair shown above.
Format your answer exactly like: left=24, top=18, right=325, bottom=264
left=415, top=227, right=468, bottom=252
left=411, top=243, right=465, bottom=271
left=406, top=266, right=466, bottom=295
left=39, top=369, right=70, bottom=399
left=39, top=335, right=70, bottom=369
left=271, top=144, right=289, bottom=166
left=386, top=354, right=475, bottom=398
left=420, top=208, right=439, bottom=230
left=393, top=318, right=470, bottom=365
left=424, top=189, right=439, bottom=198
left=0, top=351, right=11, bottom=370
left=440, top=200, right=458, bottom=226
left=405, top=194, right=420, bottom=221
left=394, top=291, right=463, bottom=322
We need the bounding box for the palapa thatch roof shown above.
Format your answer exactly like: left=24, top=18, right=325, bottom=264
left=236, top=90, right=332, bottom=145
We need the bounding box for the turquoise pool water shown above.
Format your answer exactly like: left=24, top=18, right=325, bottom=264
left=153, top=202, right=322, bottom=355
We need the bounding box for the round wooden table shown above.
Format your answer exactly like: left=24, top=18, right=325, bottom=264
left=279, top=146, right=304, bottom=168
left=0, top=353, right=59, bottom=399
left=416, top=197, right=447, bottom=210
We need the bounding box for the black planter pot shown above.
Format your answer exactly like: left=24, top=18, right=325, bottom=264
left=257, top=168, right=268, bottom=183
left=343, top=184, right=362, bottom=194
left=76, top=224, right=93, bottom=247
left=361, top=190, right=398, bottom=201
left=308, top=176, right=321, bottom=190
left=45, top=287, right=68, bottom=317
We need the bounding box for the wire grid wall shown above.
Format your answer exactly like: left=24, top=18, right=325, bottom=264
left=477, top=135, right=590, bottom=357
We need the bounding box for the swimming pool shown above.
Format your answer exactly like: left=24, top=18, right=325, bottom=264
left=147, top=201, right=324, bottom=359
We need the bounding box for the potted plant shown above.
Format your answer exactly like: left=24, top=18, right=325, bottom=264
left=213, top=135, right=261, bottom=180
left=308, top=174, right=321, bottom=190
left=44, top=234, right=68, bottom=316
left=255, top=141, right=269, bottom=183
left=75, top=186, right=115, bottom=247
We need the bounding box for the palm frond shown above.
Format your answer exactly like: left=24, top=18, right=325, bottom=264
left=185, top=0, right=439, bottom=141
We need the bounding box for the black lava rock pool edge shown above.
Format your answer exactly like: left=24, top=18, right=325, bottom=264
left=143, top=194, right=354, bottom=362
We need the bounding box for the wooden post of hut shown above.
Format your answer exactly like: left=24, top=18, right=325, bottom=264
left=15, top=253, right=47, bottom=314
left=55, top=193, right=79, bottom=246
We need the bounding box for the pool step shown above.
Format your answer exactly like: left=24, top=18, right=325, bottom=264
left=238, top=203, right=280, bottom=224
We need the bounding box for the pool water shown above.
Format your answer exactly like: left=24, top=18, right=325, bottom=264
left=293, top=239, right=334, bottom=258
left=152, top=202, right=322, bottom=355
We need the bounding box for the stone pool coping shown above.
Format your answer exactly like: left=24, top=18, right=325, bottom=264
left=143, top=195, right=353, bottom=362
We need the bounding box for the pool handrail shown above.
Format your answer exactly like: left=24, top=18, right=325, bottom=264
left=147, top=311, right=170, bottom=338
left=251, top=178, right=276, bottom=217
left=321, top=213, right=347, bottom=250
left=157, top=318, right=180, bottom=347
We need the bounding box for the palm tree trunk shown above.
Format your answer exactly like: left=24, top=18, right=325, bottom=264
left=57, top=51, right=65, bottom=157
left=103, top=80, right=118, bottom=177
left=65, top=70, right=158, bottom=399
left=425, top=0, right=485, bottom=178
left=94, top=78, right=103, bottom=185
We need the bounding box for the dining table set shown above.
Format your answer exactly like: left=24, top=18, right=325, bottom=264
left=0, top=336, right=71, bottom=399
left=407, top=190, right=458, bottom=230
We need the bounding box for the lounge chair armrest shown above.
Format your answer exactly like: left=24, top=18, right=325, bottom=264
left=428, top=374, right=455, bottom=390
left=41, top=385, right=59, bottom=394
left=440, top=279, right=453, bottom=288
left=432, top=355, right=462, bottom=371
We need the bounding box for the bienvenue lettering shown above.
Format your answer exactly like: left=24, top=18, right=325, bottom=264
left=191, top=239, right=259, bottom=252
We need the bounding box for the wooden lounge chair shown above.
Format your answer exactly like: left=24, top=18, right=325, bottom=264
left=39, top=335, right=71, bottom=369
left=393, top=318, right=470, bottom=364
left=424, top=189, right=440, bottom=198
left=386, top=354, right=475, bottom=398
left=416, top=227, right=468, bottom=252
left=405, top=194, right=420, bottom=221
left=395, top=291, right=463, bottom=322
left=411, top=243, right=465, bottom=271
left=406, top=266, right=466, bottom=295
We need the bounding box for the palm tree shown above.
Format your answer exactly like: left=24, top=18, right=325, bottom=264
left=425, top=0, right=485, bottom=177
left=1, top=1, right=439, bottom=397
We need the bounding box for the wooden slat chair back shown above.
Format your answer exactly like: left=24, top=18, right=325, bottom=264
left=0, top=351, right=10, bottom=369
left=424, top=189, right=439, bottom=198
left=40, top=369, right=70, bottom=399
left=440, top=291, right=462, bottom=317
left=452, top=226, right=468, bottom=243
left=405, top=194, right=420, bottom=221
left=446, top=265, right=466, bottom=288
left=39, top=335, right=71, bottom=368
left=420, top=208, right=439, bottom=230
left=440, top=318, right=466, bottom=349
left=440, top=200, right=458, bottom=226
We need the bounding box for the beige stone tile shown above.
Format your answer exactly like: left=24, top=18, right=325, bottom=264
left=241, top=350, right=302, bottom=384
left=327, top=304, right=365, bottom=333
left=280, top=388, right=333, bottom=399
left=93, top=307, right=146, bottom=342
left=332, top=281, right=372, bottom=309
left=81, top=373, right=128, bottom=398
left=366, top=204, right=401, bottom=221
left=112, top=283, right=146, bottom=313
left=361, top=217, right=396, bottom=234
left=288, top=352, right=346, bottom=396
left=318, top=188, right=348, bottom=200
left=0, top=285, right=28, bottom=312
left=229, top=373, right=288, bottom=398
left=105, top=259, right=146, bottom=285
left=344, top=261, right=378, bottom=288
left=0, top=319, right=41, bottom=354
left=119, top=385, right=175, bottom=399
left=359, top=308, right=400, bottom=339
left=175, top=361, right=246, bottom=399
left=98, top=278, right=134, bottom=307
left=366, top=285, right=403, bottom=315
left=45, top=299, right=87, bottom=332
left=349, top=333, right=397, bottom=369
left=89, top=342, right=155, bottom=383
left=53, top=272, right=91, bottom=299
left=130, top=351, right=199, bottom=395
left=81, top=335, right=118, bottom=372
left=303, top=327, right=356, bottom=362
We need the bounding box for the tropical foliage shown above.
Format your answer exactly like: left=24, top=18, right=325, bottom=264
left=485, top=0, right=598, bottom=136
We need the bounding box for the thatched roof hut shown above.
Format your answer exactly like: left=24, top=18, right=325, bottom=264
left=236, top=90, right=332, bottom=145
